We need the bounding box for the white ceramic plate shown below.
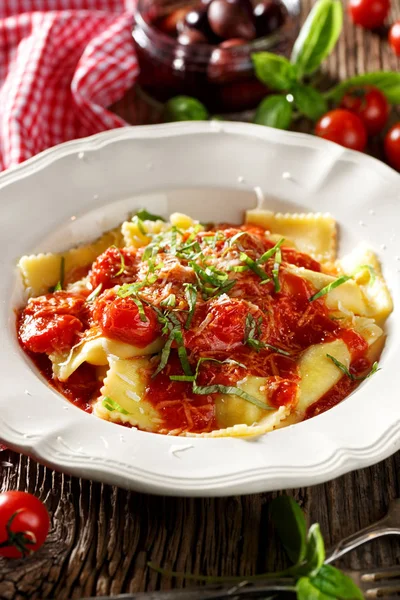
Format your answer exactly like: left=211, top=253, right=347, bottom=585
left=1, top=122, right=399, bottom=497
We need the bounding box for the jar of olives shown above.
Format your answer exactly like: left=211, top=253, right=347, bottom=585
left=133, top=0, right=300, bottom=117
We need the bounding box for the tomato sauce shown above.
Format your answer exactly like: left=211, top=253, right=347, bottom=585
left=16, top=221, right=376, bottom=435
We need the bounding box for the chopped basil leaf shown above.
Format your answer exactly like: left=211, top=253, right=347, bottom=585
left=53, top=256, right=65, bottom=292
left=111, top=246, right=126, bottom=277
left=239, top=252, right=270, bottom=281
left=86, top=283, right=103, bottom=303
left=153, top=335, right=174, bottom=378
left=244, top=314, right=291, bottom=355
left=309, top=275, right=351, bottom=302
left=227, top=231, right=251, bottom=248
left=309, top=265, right=376, bottom=302
left=160, top=294, right=176, bottom=308
left=257, top=238, right=285, bottom=264
left=132, top=297, right=148, bottom=323
left=132, top=215, right=147, bottom=235
left=190, top=261, right=236, bottom=298
left=135, top=209, right=166, bottom=222
left=102, top=396, right=129, bottom=415
left=272, top=246, right=282, bottom=292
left=169, top=375, right=196, bottom=382
left=173, top=327, right=192, bottom=376
left=326, top=354, right=380, bottom=381
left=118, top=281, right=145, bottom=298
left=193, top=382, right=272, bottom=410
left=228, top=265, right=249, bottom=273
left=263, top=343, right=291, bottom=357
left=183, top=283, right=197, bottom=329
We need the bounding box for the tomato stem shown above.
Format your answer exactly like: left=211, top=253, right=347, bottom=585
left=0, top=510, right=36, bottom=557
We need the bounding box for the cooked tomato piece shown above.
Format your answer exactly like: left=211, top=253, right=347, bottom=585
left=94, top=295, right=160, bottom=346
left=185, top=297, right=258, bottom=352
left=88, top=247, right=138, bottom=290
left=19, top=314, right=83, bottom=354
left=19, top=291, right=87, bottom=354
left=24, top=291, right=86, bottom=317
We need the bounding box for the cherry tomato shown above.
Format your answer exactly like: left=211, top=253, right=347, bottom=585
left=94, top=294, right=160, bottom=346
left=19, top=313, right=83, bottom=354
left=340, top=86, right=390, bottom=136
left=19, top=292, right=87, bottom=354
left=389, top=21, right=400, bottom=56
left=315, top=109, right=367, bottom=152
left=0, top=492, right=50, bottom=558
left=384, top=123, right=400, bottom=171
left=89, top=247, right=138, bottom=291
left=348, top=0, right=390, bottom=29
left=185, top=298, right=260, bottom=352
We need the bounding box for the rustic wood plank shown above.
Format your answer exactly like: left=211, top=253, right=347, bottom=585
left=1, top=2, right=400, bottom=598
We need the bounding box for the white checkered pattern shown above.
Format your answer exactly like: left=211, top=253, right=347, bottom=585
left=0, top=1, right=139, bottom=170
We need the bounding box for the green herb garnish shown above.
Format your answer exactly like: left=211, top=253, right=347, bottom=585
left=244, top=314, right=291, bottom=356
left=160, top=294, right=176, bottom=308
left=102, top=397, right=129, bottom=415
left=86, top=283, right=103, bottom=303
left=326, top=354, right=380, bottom=381
left=272, top=246, right=282, bottom=292
left=309, top=265, right=376, bottom=302
left=183, top=283, right=197, bottom=329
left=111, top=246, right=125, bottom=277
left=257, top=238, right=285, bottom=264
left=53, top=256, right=65, bottom=292
left=152, top=309, right=192, bottom=378
left=190, top=262, right=236, bottom=298
left=132, top=215, right=146, bottom=235
left=171, top=357, right=272, bottom=411
left=135, top=209, right=165, bottom=222
left=239, top=252, right=270, bottom=281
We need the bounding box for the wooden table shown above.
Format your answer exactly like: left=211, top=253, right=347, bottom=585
left=1, top=2, right=400, bottom=598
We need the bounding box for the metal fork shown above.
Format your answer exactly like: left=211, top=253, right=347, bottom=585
left=83, top=499, right=400, bottom=600
left=325, top=498, right=400, bottom=564
left=344, top=565, right=400, bottom=598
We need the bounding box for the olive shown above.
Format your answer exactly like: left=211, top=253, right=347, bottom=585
left=183, top=5, right=217, bottom=41
left=157, top=7, right=191, bottom=36
left=253, top=0, right=287, bottom=37
left=219, top=37, right=247, bottom=48
left=177, top=29, right=208, bottom=45
left=207, top=0, right=256, bottom=41
left=208, top=39, right=248, bottom=81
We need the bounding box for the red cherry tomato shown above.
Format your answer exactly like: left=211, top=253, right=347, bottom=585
left=389, top=21, right=400, bottom=56
left=315, top=109, right=367, bottom=152
left=19, top=292, right=87, bottom=354
left=185, top=298, right=260, bottom=352
left=94, top=295, right=160, bottom=347
left=348, top=0, right=390, bottom=29
left=384, top=123, right=400, bottom=171
left=89, top=247, right=138, bottom=291
left=0, top=492, right=50, bottom=558
left=340, top=86, right=389, bottom=136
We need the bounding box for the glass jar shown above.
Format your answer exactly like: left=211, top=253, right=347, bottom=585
left=132, top=0, right=300, bottom=118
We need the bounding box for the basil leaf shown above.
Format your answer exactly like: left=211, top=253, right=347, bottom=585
left=102, top=397, right=129, bottom=415
left=305, top=523, right=325, bottom=576
left=296, top=577, right=334, bottom=600
left=270, top=496, right=307, bottom=565
left=136, top=209, right=166, bottom=222
left=311, top=565, right=363, bottom=599
left=309, top=275, right=351, bottom=301
left=325, top=72, right=400, bottom=104
left=193, top=382, right=272, bottom=410
left=258, top=238, right=285, bottom=264
left=272, top=246, right=282, bottom=292
left=254, top=95, right=293, bottom=130
left=164, top=96, right=209, bottom=122
left=53, top=256, right=65, bottom=292
left=291, top=0, right=343, bottom=77
left=326, top=354, right=380, bottom=382
left=240, top=252, right=270, bottom=280
left=291, top=84, right=328, bottom=120
left=252, top=53, right=297, bottom=91
left=86, top=283, right=102, bottom=303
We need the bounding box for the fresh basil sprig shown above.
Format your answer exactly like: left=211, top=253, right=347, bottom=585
left=290, top=0, right=343, bottom=78
left=164, top=96, right=209, bottom=122
left=148, top=495, right=363, bottom=599
left=253, top=95, right=293, bottom=130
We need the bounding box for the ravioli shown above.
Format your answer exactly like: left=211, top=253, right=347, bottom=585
left=16, top=208, right=392, bottom=438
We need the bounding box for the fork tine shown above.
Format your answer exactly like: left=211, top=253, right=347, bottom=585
left=362, top=566, right=400, bottom=581
left=365, top=583, right=400, bottom=598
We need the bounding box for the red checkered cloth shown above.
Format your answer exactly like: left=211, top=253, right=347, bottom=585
left=0, top=1, right=138, bottom=171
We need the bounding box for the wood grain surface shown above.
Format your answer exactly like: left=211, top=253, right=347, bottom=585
left=1, top=1, right=400, bottom=598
